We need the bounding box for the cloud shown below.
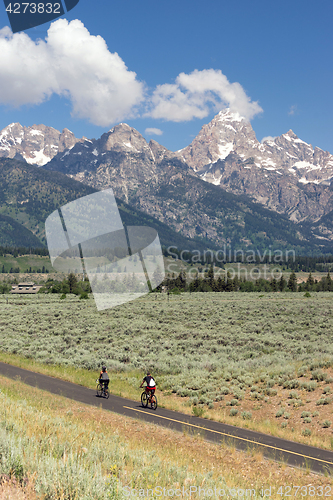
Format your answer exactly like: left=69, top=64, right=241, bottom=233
left=0, top=23, right=262, bottom=127
left=261, top=136, right=277, bottom=144
left=288, top=105, right=298, bottom=116
left=146, top=69, right=262, bottom=122
left=0, top=20, right=145, bottom=126
left=145, top=127, right=163, bottom=136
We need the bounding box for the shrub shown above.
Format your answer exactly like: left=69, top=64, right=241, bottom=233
left=289, top=391, right=298, bottom=399
left=60, top=293, right=66, bottom=300
left=79, top=292, right=89, bottom=300
left=283, top=413, right=290, bottom=419
left=229, top=399, right=238, bottom=406
left=192, top=406, right=205, bottom=417
left=275, top=409, right=284, bottom=418
left=304, top=291, right=311, bottom=297
left=312, top=411, right=319, bottom=417
left=301, top=411, right=311, bottom=418
left=302, top=428, right=311, bottom=436
left=323, top=387, right=331, bottom=394
left=199, top=395, right=209, bottom=405
left=312, top=370, right=327, bottom=381
left=322, top=420, right=332, bottom=428
left=208, top=402, right=214, bottom=409
left=264, top=388, right=277, bottom=396
left=220, top=386, right=230, bottom=395
left=281, top=422, right=288, bottom=428
left=303, top=417, right=312, bottom=424
left=289, top=379, right=300, bottom=389
left=302, top=381, right=317, bottom=392
left=316, top=398, right=326, bottom=406
left=233, top=391, right=244, bottom=401
left=241, top=411, right=252, bottom=420
left=230, top=408, right=238, bottom=416
left=297, top=365, right=308, bottom=377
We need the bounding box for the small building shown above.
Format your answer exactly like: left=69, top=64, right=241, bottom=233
left=11, top=282, right=42, bottom=294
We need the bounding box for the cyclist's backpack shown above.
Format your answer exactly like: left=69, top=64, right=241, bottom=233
left=148, top=376, right=156, bottom=387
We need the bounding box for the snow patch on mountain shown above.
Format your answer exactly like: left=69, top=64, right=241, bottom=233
left=218, top=143, right=233, bottom=159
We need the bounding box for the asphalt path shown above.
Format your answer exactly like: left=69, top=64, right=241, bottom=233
left=0, top=361, right=333, bottom=475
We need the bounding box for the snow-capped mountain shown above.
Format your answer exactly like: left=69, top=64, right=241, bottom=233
left=178, top=109, right=333, bottom=185
left=43, top=123, right=184, bottom=204
left=2, top=112, right=333, bottom=230
left=176, top=109, right=333, bottom=222
left=0, top=123, right=82, bottom=166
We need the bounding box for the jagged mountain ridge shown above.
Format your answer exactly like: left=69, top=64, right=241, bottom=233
left=177, top=109, right=333, bottom=223
left=40, top=125, right=333, bottom=253
left=0, top=123, right=83, bottom=166
left=1, top=113, right=333, bottom=247
left=178, top=109, right=333, bottom=183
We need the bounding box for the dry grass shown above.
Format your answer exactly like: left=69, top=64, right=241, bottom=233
left=0, top=475, right=40, bottom=500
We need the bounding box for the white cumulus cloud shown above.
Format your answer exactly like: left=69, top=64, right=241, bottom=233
left=146, top=69, right=262, bottom=122
left=0, top=20, right=145, bottom=126
left=0, top=23, right=263, bottom=127
left=261, top=136, right=277, bottom=144
left=145, top=127, right=163, bottom=136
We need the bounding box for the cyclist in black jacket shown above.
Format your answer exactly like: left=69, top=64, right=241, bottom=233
left=140, top=372, right=156, bottom=398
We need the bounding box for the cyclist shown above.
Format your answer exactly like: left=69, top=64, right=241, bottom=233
left=140, top=372, right=156, bottom=400
left=99, top=365, right=109, bottom=392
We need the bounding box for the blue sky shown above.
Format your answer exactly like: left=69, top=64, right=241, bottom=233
left=0, top=0, right=332, bottom=153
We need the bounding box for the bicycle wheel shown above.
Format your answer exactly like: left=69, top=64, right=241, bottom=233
left=141, top=391, right=148, bottom=407
left=96, top=384, right=103, bottom=397
left=104, top=389, right=109, bottom=399
left=151, top=395, right=157, bottom=410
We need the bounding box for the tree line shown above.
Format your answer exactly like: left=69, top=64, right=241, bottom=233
left=158, top=269, right=333, bottom=293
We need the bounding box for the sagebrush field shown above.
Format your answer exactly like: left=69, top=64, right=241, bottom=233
left=1, top=291, right=333, bottom=449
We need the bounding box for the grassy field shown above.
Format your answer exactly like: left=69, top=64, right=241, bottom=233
left=1, top=292, right=333, bottom=452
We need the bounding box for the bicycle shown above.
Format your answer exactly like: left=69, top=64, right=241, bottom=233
left=141, top=389, right=157, bottom=410
left=96, top=379, right=109, bottom=399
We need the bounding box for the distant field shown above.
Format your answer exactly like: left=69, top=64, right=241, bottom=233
left=1, top=292, right=333, bottom=449
left=0, top=252, right=330, bottom=284
left=0, top=254, right=55, bottom=273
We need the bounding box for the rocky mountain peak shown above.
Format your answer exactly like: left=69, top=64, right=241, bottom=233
left=177, top=108, right=258, bottom=171
left=148, top=139, right=176, bottom=163
left=0, top=123, right=82, bottom=166
left=100, top=123, right=152, bottom=157
left=217, top=108, right=246, bottom=123
left=58, top=128, right=80, bottom=153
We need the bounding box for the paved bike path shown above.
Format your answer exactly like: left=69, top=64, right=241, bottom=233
left=0, top=361, right=332, bottom=475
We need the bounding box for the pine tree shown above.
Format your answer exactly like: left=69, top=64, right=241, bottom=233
left=287, top=271, right=297, bottom=292
left=206, top=265, right=215, bottom=290
left=305, top=272, right=314, bottom=291
left=278, top=275, right=286, bottom=292
left=67, top=272, right=78, bottom=293
left=326, top=271, right=332, bottom=291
